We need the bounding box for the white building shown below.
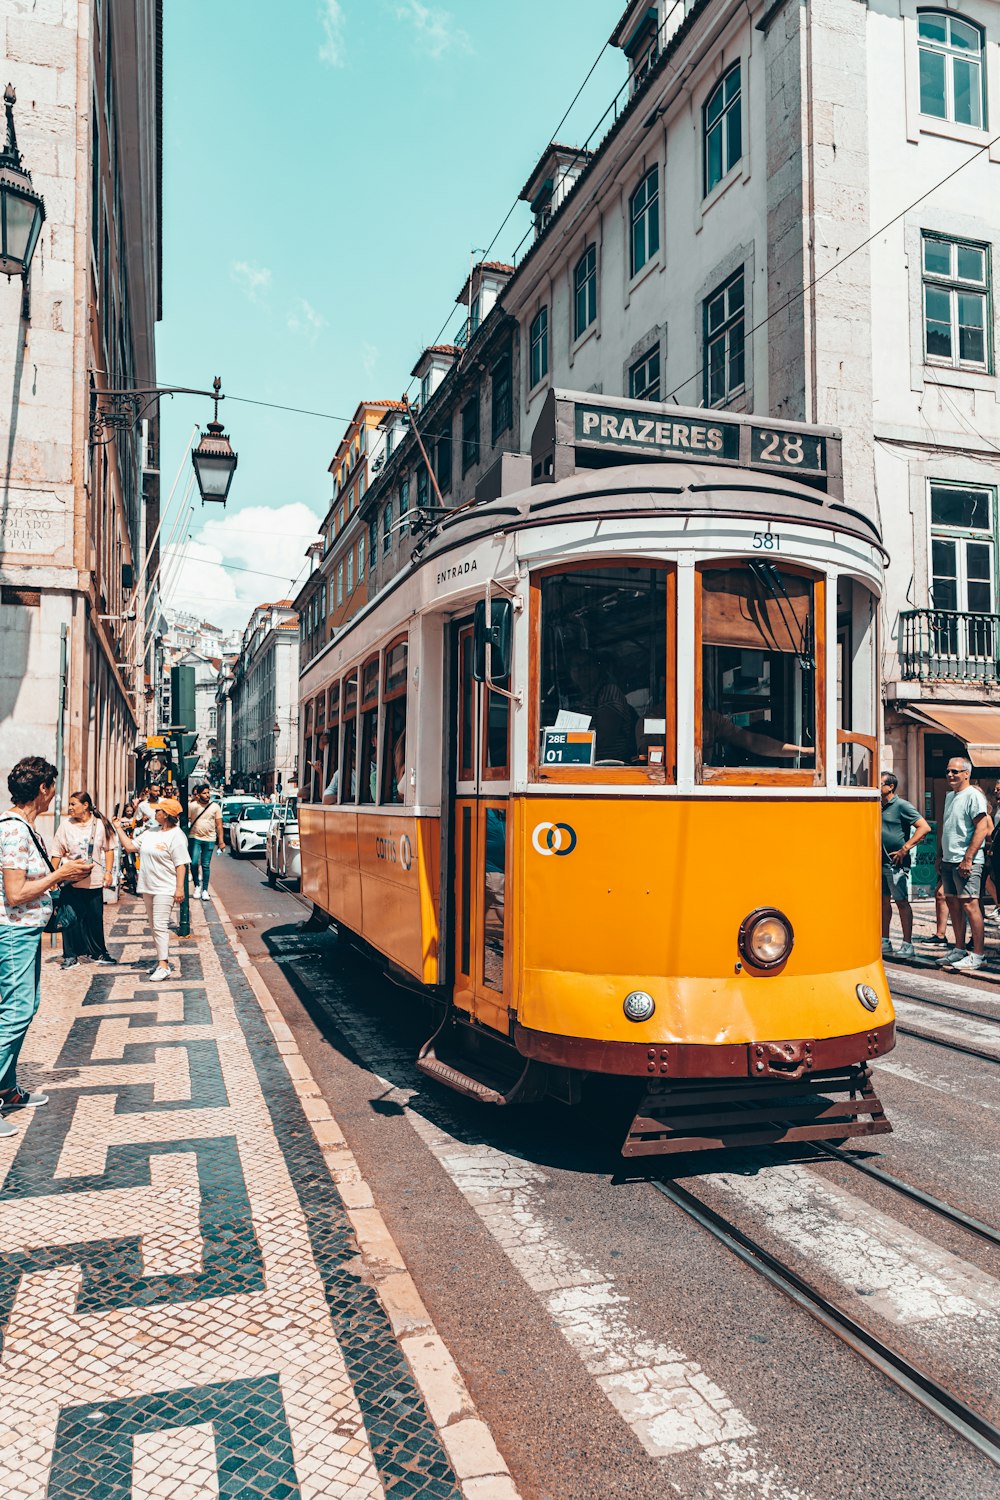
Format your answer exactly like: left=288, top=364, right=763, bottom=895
left=497, top=0, right=1000, bottom=848
left=0, top=1, right=161, bottom=821
left=229, top=603, right=300, bottom=794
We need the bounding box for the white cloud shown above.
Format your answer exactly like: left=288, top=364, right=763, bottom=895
left=162, top=502, right=323, bottom=634
left=361, top=340, right=379, bottom=381
left=230, top=260, right=272, bottom=303
left=319, top=0, right=347, bottom=66
left=393, top=0, right=471, bottom=58
left=287, top=297, right=326, bottom=341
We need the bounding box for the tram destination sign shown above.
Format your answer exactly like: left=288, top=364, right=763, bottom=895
left=530, top=391, right=841, bottom=495
left=574, top=402, right=827, bottom=476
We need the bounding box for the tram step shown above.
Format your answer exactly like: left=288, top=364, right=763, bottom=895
left=622, top=1066, right=892, bottom=1157
left=416, top=1013, right=547, bottom=1105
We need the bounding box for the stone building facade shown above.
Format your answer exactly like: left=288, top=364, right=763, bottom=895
left=0, top=0, right=161, bottom=822
left=229, top=602, right=299, bottom=795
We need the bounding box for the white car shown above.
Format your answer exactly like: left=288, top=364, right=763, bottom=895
left=228, top=802, right=272, bottom=857
left=266, top=797, right=300, bottom=887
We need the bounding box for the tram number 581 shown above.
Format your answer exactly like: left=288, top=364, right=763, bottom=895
left=752, top=531, right=780, bottom=551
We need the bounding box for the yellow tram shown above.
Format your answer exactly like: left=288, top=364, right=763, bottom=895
left=298, top=391, right=894, bottom=1154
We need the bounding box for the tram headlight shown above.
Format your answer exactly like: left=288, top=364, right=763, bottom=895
left=738, top=908, right=794, bottom=971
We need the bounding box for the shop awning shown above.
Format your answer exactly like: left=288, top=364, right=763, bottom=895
left=904, top=705, right=1000, bottom=766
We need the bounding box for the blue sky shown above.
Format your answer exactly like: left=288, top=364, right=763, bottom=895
left=157, top=0, right=623, bottom=630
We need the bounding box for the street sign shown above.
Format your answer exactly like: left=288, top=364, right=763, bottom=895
left=146, top=735, right=167, bottom=749
left=542, top=729, right=596, bottom=766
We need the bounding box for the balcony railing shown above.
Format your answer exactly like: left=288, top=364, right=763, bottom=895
left=900, top=608, right=1000, bottom=682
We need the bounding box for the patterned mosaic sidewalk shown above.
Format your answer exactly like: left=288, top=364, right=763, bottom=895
left=0, top=895, right=518, bottom=1499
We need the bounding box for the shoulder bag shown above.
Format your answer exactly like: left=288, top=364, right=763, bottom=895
left=0, top=815, right=79, bottom=934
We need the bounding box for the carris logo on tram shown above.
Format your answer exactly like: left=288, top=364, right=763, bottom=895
left=531, top=822, right=577, bottom=857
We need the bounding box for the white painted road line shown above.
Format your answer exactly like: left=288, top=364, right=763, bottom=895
left=894, top=998, right=1000, bottom=1053
left=711, top=1164, right=1000, bottom=1329
left=311, top=990, right=812, bottom=1496
left=887, top=964, right=1000, bottom=1010
left=878, top=1058, right=1000, bottom=1111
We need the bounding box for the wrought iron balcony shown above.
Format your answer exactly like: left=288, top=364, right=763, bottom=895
left=900, top=608, right=1000, bottom=682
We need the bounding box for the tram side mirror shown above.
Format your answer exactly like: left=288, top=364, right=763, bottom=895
left=473, top=598, right=512, bottom=684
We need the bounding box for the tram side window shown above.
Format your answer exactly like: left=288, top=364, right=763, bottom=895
left=341, top=673, right=358, bottom=802
left=381, top=639, right=408, bottom=804
left=359, top=656, right=380, bottom=804
left=538, top=566, right=668, bottom=770
left=837, top=577, right=878, bottom=787
left=700, top=564, right=817, bottom=775
left=303, top=700, right=315, bottom=802
left=323, top=682, right=340, bottom=803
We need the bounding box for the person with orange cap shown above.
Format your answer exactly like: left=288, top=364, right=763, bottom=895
left=113, top=798, right=189, bottom=982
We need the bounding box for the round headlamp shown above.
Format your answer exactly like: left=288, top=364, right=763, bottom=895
left=623, top=990, right=656, bottom=1022
left=738, top=908, right=794, bottom=971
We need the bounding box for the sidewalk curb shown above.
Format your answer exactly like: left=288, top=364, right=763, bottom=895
left=207, top=890, right=522, bottom=1500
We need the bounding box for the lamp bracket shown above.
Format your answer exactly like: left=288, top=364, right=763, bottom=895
left=88, top=381, right=223, bottom=445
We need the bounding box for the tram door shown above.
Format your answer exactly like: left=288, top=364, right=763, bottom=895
left=452, top=622, right=512, bottom=1035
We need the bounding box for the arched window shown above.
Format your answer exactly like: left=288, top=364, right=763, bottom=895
left=629, top=168, right=660, bottom=276
left=573, top=245, right=597, bottom=339
left=918, top=12, right=985, bottom=127
left=703, top=63, right=742, bottom=195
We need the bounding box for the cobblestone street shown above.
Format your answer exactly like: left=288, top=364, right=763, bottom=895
left=0, top=895, right=517, bottom=1500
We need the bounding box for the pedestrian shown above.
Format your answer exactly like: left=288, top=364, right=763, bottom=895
left=188, top=784, right=224, bottom=901
left=118, top=800, right=138, bottom=895
left=135, top=783, right=163, bottom=833
left=0, top=757, right=91, bottom=1138
left=51, top=791, right=117, bottom=968
left=937, top=757, right=991, bottom=972
left=880, top=772, right=930, bottom=960
left=113, top=798, right=189, bottom=982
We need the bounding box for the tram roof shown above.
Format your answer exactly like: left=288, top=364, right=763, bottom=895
left=417, top=461, right=885, bottom=563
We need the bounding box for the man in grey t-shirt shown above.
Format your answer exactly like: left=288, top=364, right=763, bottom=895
left=938, top=757, right=991, bottom=972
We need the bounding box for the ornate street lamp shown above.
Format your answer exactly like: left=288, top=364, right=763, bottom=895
left=0, top=85, right=46, bottom=312
left=191, top=377, right=238, bottom=506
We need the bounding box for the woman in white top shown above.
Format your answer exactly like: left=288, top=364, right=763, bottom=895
left=52, top=790, right=116, bottom=968
left=114, top=798, right=189, bottom=982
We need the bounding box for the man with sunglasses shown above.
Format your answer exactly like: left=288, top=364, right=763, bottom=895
left=938, top=757, right=991, bottom=971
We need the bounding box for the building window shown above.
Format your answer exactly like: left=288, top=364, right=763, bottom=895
left=918, top=13, right=985, bottom=128
left=336, top=560, right=344, bottom=605
left=420, top=372, right=431, bottom=407
left=436, top=422, right=453, bottom=494
left=704, top=270, right=746, bottom=406
left=399, top=476, right=410, bottom=524
left=383, top=499, right=393, bottom=553
left=491, top=348, right=513, bottom=443
left=574, top=245, right=597, bottom=338
left=929, top=484, right=997, bottom=661
left=461, top=394, right=480, bottom=473
left=347, top=551, right=354, bottom=594
left=357, top=537, right=364, bottom=582
left=703, top=63, right=742, bottom=195
left=629, top=347, right=661, bottom=402
left=369, top=516, right=378, bottom=570
left=630, top=168, right=660, bottom=276
left=416, top=462, right=429, bottom=509
left=529, top=307, right=549, bottom=388
left=386, top=426, right=394, bottom=459
left=339, top=504, right=345, bottom=531
left=922, top=233, right=990, bottom=370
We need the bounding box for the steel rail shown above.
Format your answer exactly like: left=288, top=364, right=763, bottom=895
left=888, top=986, right=1000, bottom=1027
left=652, top=1179, right=1000, bottom=1468
left=809, top=1143, right=1000, bottom=1247
left=896, top=1025, right=1000, bottom=1064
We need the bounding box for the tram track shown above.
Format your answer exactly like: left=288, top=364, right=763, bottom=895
left=807, top=1142, right=1000, bottom=1247
left=651, top=1177, right=1000, bottom=1468
left=894, top=1024, right=1000, bottom=1065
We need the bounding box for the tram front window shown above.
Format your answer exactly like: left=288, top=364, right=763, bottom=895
left=539, top=566, right=667, bottom=767
left=700, top=563, right=817, bottom=774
